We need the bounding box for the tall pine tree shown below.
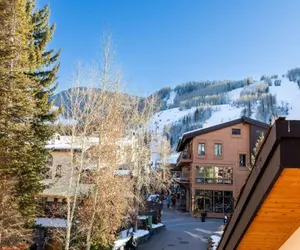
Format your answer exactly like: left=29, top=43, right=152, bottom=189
left=21, top=1, right=61, bottom=216
left=0, top=0, right=39, bottom=221
left=0, top=0, right=60, bottom=220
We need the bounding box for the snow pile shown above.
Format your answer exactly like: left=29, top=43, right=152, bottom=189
left=210, top=235, right=221, bottom=250
left=113, top=229, right=149, bottom=250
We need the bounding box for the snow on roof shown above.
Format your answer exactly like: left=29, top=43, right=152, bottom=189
left=46, top=135, right=99, bottom=150
left=45, top=144, right=82, bottom=150
left=35, top=218, right=67, bottom=228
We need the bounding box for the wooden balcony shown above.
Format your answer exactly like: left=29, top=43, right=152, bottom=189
left=176, top=151, right=192, bottom=167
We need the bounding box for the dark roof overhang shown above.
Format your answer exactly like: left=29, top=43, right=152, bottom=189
left=217, top=118, right=300, bottom=249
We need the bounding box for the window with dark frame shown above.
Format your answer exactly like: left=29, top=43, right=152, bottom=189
left=214, top=143, right=222, bottom=156
left=239, top=154, right=247, bottom=167
left=195, top=166, right=233, bottom=184
left=55, top=165, right=62, bottom=178
left=232, top=128, right=241, bottom=135
left=198, top=143, right=205, bottom=156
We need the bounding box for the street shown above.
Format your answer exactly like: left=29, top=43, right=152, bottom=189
left=139, top=207, right=223, bottom=250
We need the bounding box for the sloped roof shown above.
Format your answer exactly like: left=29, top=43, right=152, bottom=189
left=176, top=116, right=269, bottom=152
left=217, top=118, right=300, bottom=249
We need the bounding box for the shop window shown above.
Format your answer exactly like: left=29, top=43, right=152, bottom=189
left=239, top=154, right=247, bottom=167
left=198, top=143, right=205, bottom=156
left=195, top=189, right=233, bottom=213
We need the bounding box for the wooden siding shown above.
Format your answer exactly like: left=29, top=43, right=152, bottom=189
left=238, top=168, right=300, bottom=250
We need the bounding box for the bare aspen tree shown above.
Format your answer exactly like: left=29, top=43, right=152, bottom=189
left=40, top=61, right=105, bottom=249
left=46, top=34, right=171, bottom=249
left=125, top=97, right=171, bottom=231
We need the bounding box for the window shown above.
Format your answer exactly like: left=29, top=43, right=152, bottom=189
left=214, top=143, right=222, bottom=156
left=239, top=154, right=246, bottom=167
left=196, top=166, right=233, bottom=184
left=195, top=189, right=233, bottom=213
left=198, top=143, right=205, bottom=156
left=55, top=165, right=62, bottom=178
left=232, top=128, right=241, bottom=135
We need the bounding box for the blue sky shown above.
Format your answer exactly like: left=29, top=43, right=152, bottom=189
left=39, top=0, right=300, bottom=96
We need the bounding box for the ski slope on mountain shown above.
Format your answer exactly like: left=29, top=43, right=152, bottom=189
left=150, top=76, right=300, bottom=137
left=150, top=107, right=197, bottom=134
left=269, top=77, right=300, bottom=120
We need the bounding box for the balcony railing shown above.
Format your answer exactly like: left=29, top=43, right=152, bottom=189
left=174, top=176, right=190, bottom=183
left=177, top=151, right=192, bottom=166
left=195, top=177, right=233, bottom=185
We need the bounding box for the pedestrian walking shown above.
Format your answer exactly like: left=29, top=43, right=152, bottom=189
left=166, top=195, right=171, bottom=208
left=200, top=209, right=207, bottom=222
left=224, top=214, right=228, bottom=225
left=171, top=194, right=176, bottom=208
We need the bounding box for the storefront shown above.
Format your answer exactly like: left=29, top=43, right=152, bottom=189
left=194, top=189, right=234, bottom=217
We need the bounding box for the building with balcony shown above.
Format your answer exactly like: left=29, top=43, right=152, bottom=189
left=175, top=116, right=269, bottom=218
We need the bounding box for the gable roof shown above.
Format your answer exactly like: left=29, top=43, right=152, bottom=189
left=176, top=116, right=269, bottom=152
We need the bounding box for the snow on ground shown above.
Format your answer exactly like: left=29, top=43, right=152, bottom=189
left=166, top=91, right=176, bottom=107
left=210, top=235, right=221, bottom=250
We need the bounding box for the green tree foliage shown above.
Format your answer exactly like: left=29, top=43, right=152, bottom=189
left=0, top=0, right=59, bottom=219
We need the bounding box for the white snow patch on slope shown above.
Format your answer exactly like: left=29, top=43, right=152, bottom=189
left=182, top=104, right=244, bottom=136
left=269, top=77, right=300, bottom=120
left=166, top=91, right=176, bottom=107
left=150, top=107, right=196, bottom=134
left=205, top=105, right=244, bottom=128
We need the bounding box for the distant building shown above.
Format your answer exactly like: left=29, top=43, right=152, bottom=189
left=175, top=116, right=269, bottom=218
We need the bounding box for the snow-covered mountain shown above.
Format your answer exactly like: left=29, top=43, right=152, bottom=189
left=150, top=75, right=300, bottom=147
left=52, top=68, right=300, bottom=149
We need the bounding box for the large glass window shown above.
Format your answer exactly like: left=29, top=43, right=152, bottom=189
left=196, top=166, right=233, bottom=184
left=195, top=189, right=233, bottom=213
left=198, top=143, right=205, bottom=156
left=214, top=143, right=222, bottom=156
